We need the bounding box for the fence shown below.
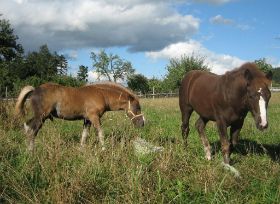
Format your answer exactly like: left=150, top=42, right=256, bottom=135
left=1, top=87, right=280, bottom=101
left=137, top=86, right=280, bottom=99
left=137, top=91, right=178, bottom=99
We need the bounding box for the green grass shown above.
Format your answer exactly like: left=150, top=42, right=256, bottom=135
left=0, top=94, right=280, bottom=203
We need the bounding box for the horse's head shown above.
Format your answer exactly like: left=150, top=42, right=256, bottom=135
left=245, top=68, right=272, bottom=130
left=127, top=98, right=145, bottom=128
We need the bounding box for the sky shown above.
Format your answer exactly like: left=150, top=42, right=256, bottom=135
left=1, top=0, right=280, bottom=81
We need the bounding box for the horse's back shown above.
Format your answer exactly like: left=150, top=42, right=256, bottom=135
left=30, top=83, right=104, bottom=119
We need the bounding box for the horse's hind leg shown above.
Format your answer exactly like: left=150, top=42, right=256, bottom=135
left=24, top=117, right=44, bottom=152
left=88, top=114, right=105, bottom=150
left=181, top=105, right=193, bottom=147
left=195, top=117, right=211, bottom=160
left=80, top=119, right=91, bottom=147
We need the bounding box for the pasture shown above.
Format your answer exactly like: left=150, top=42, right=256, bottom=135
left=0, top=94, right=280, bottom=203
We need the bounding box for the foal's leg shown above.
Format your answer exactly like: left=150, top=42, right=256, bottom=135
left=216, top=120, right=230, bottom=164
left=88, top=114, right=105, bottom=150
left=181, top=105, right=193, bottom=147
left=80, top=119, right=91, bottom=147
left=24, top=117, right=44, bottom=152
left=230, top=119, right=244, bottom=147
left=195, top=117, right=211, bottom=160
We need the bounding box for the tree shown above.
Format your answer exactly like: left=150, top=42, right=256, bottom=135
left=164, top=55, right=210, bottom=91
left=91, top=50, right=135, bottom=82
left=0, top=16, right=24, bottom=62
left=148, top=77, right=164, bottom=93
left=24, top=44, right=67, bottom=79
left=0, top=15, right=24, bottom=97
left=127, top=74, right=149, bottom=93
left=77, top=65, right=88, bottom=82
left=254, top=58, right=273, bottom=73
left=272, top=67, right=280, bottom=86
left=55, top=53, right=68, bottom=76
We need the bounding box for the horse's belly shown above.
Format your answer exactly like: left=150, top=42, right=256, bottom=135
left=53, top=102, right=84, bottom=120
left=189, top=97, right=215, bottom=120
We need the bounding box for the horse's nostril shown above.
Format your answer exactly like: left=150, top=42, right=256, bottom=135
left=259, top=123, right=268, bottom=130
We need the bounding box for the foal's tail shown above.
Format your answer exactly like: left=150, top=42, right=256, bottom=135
left=15, top=85, right=35, bottom=116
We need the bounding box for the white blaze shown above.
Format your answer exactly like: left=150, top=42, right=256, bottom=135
left=258, top=88, right=267, bottom=127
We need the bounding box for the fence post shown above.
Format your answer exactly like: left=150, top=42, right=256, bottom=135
left=5, top=87, right=8, bottom=98
left=152, top=87, right=155, bottom=100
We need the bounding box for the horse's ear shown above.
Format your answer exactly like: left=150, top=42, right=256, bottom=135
left=244, top=69, right=253, bottom=82
left=266, top=70, right=273, bottom=81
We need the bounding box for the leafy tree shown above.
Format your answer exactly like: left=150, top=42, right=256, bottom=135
left=55, top=53, right=68, bottom=76
left=148, top=77, right=165, bottom=93
left=0, top=15, right=24, bottom=97
left=24, top=45, right=67, bottom=79
left=272, top=67, right=280, bottom=86
left=0, top=16, right=24, bottom=62
left=77, top=65, right=88, bottom=82
left=91, top=50, right=135, bottom=82
left=51, top=75, right=84, bottom=87
left=164, top=55, right=210, bottom=91
left=127, top=74, right=149, bottom=93
left=254, top=58, right=273, bottom=73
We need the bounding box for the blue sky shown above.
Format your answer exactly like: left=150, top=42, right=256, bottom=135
left=1, top=0, right=280, bottom=81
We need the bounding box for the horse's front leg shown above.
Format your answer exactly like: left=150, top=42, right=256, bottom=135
left=230, top=119, right=244, bottom=147
left=89, top=114, right=105, bottom=150
left=80, top=119, right=91, bottom=147
left=216, top=120, right=231, bottom=164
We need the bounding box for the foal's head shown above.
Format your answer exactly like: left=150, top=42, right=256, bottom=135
left=244, top=67, right=273, bottom=130
left=126, top=97, right=145, bottom=128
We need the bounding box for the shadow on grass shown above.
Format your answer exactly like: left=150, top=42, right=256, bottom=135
left=211, top=139, right=280, bottom=162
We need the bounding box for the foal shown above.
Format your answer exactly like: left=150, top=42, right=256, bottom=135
left=15, top=82, right=145, bottom=151
left=179, top=63, right=272, bottom=164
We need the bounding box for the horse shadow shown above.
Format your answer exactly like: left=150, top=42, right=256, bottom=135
left=211, top=139, right=280, bottom=163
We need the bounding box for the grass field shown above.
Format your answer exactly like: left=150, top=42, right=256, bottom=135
left=0, top=94, right=280, bottom=203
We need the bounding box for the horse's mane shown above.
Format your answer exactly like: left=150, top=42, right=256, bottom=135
left=224, top=62, right=264, bottom=78
left=87, top=81, right=139, bottom=100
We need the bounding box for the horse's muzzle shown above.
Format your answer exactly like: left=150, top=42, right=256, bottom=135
left=256, top=122, right=268, bottom=131
left=133, top=115, right=145, bottom=128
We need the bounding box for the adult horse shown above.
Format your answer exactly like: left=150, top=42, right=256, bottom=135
left=179, top=63, right=272, bottom=165
left=15, top=82, right=145, bottom=152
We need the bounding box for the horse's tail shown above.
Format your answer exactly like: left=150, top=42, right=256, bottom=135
left=15, top=85, right=35, bottom=116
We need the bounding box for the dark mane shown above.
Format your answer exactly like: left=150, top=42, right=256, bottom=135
left=224, top=62, right=264, bottom=78
left=87, top=82, right=139, bottom=100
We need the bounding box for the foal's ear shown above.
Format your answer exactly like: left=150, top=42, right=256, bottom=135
left=244, top=69, right=253, bottom=82
left=266, top=70, right=273, bottom=81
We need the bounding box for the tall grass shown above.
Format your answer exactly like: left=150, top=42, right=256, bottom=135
left=0, top=94, right=280, bottom=203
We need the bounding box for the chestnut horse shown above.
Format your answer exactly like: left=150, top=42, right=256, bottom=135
left=179, top=63, right=272, bottom=165
left=15, top=82, right=145, bottom=151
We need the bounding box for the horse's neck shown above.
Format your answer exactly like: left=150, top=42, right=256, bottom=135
left=107, top=92, right=129, bottom=111
left=219, top=75, right=247, bottom=108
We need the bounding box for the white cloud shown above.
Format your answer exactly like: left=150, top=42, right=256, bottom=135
left=209, top=15, right=234, bottom=25
left=146, top=40, right=245, bottom=74
left=193, top=0, right=232, bottom=5
left=1, top=0, right=199, bottom=52
left=87, top=70, right=127, bottom=83
left=209, top=14, right=253, bottom=31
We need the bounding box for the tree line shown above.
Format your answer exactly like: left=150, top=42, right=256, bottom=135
left=1, top=14, right=279, bottom=97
